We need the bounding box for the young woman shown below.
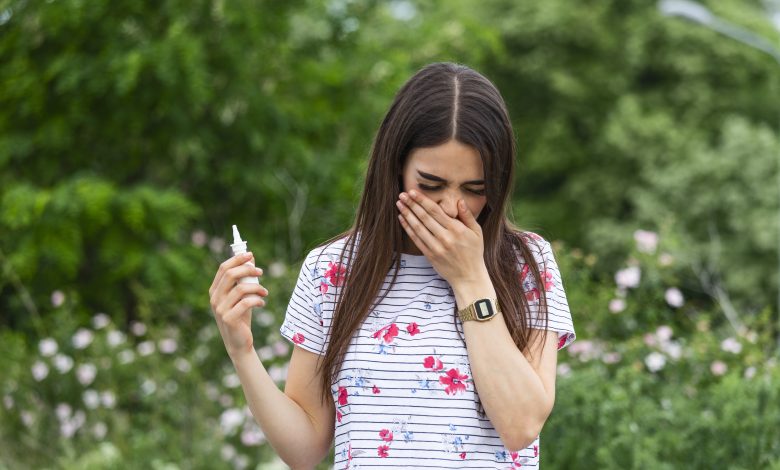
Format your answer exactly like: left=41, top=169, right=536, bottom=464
left=209, top=62, right=576, bottom=469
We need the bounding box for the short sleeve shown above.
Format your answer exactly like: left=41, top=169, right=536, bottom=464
left=279, top=254, right=327, bottom=355
left=521, top=236, right=576, bottom=351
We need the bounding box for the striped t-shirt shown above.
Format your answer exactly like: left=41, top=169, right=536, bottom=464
left=279, top=231, right=576, bottom=469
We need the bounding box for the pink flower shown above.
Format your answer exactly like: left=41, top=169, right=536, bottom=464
left=525, top=288, right=540, bottom=302
left=406, top=322, right=420, bottom=335
left=372, top=323, right=399, bottom=343
left=372, top=385, right=381, bottom=394
left=292, top=333, right=304, bottom=344
left=379, top=429, right=393, bottom=442
left=337, top=410, right=343, bottom=423
left=542, top=270, right=554, bottom=291
left=423, top=356, right=444, bottom=370
left=319, top=282, right=329, bottom=294
left=338, top=386, right=348, bottom=406
left=377, top=445, right=390, bottom=458
left=439, top=368, right=469, bottom=395
left=324, top=262, right=347, bottom=287
left=460, top=452, right=466, bottom=459
left=711, top=360, right=728, bottom=376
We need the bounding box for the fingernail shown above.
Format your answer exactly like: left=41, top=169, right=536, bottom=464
left=243, top=252, right=252, bottom=259
left=409, top=190, right=417, bottom=198
left=256, top=267, right=263, bottom=274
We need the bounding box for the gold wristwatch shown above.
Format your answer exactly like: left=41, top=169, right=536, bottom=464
left=458, top=298, right=501, bottom=322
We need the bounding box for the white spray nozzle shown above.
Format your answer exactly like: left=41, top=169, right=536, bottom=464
left=232, top=224, right=243, bottom=245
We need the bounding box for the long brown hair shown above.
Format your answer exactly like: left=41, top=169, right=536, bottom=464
left=310, top=62, right=550, bottom=411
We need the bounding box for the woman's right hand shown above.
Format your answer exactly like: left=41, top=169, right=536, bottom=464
left=208, top=252, right=269, bottom=359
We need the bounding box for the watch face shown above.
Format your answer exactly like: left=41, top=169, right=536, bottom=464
left=474, top=299, right=494, bottom=320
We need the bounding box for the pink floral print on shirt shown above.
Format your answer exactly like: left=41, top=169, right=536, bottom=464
left=439, top=368, right=469, bottom=395
left=320, top=261, right=347, bottom=294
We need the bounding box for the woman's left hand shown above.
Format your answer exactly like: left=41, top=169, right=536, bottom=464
left=396, top=189, right=488, bottom=286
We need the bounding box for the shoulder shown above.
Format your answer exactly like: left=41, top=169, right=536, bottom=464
left=301, top=233, right=357, bottom=275
left=513, top=230, right=553, bottom=265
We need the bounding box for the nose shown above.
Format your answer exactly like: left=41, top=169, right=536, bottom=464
left=436, top=193, right=459, bottom=219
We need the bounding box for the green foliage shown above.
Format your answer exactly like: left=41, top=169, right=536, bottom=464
left=1, top=0, right=779, bottom=467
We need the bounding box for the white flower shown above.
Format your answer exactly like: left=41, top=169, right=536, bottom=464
left=209, top=237, right=226, bottom=255
left=233, top=455, right=249, bottom=470
left=615, top=266, right=641, bottom=289
left=92, top=313, right=111, bottom=329
left=158, top=338, right=178, bottom=354
left=608, top=298, right=626, bottom=314
left=59, top=410, right=85, bottom=438
left=658, top=252, right=674, bottom=266
left=141, top=379, right=157, bottom=396
left=644, top=352, right=666, bottom=372
left=664, top=287, right=684, bottom=308
left=76, top=363, right=97, bottom=386
left=3, top=395, right=14, bottom=410
left=219, top=408, right=245, bottom=435
left=268, top=364, right=287, bottom=382
left=221, top=444, right=236, bottom=461
left=174, top=357, right=191, bottom=373
left=241, top=422, right=266, bottom=446
left=744, top=366, right=756, bottom=379
left=72, top=328, right=94, bottom=349
left=83, top=389, right=100, bottom=410
left=118, top=350, right=135, bottom=364
left=107, top=330, right=126, bottom=347
left=32, top=361, right=49, bottom=381
left=92, top=422, right=108, bottom=439
left=661, top=341, right=682, bottom=360
left=268, top=261, right=287, bottom=278
left=656, top=325, right=673, bottom=342
left=710, top=360, right=728, bottom=376
left=20, top=411, right=34, bottom=428
left=100, top=390, right=116, bottom=409
left=191, top=230, right=208, bottom=247
left=137, top=341, right=155, bottom=356
left=130, top=322, right=147, bottom=336
left=633, top=229, right=659, bottom=254
left=51, top=290, right=65, bottom=307
left=39, top=338, right=58, bottom=357
left=256, top=346, right=274, bottom=361
left=222, top=373, right=241, bottom=389
left=256, top=311, right=274, bottom=326
left=54, top=352, right=74, bottom=373
left=557, top=363, right=571, bottom=377
left=721, top=337, right=742, bottom=354
left=55, top=403, right=72, bottom=422
left=271, top=340, right=290, bottom=357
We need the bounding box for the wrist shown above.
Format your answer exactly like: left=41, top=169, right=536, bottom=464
left=451, top=268, right=496, bottom=310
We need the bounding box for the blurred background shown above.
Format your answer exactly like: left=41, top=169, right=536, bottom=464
left=1, top=0, right=779, bottom=468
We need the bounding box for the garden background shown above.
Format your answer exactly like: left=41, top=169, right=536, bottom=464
left=1, top=0, right=780, bottom=468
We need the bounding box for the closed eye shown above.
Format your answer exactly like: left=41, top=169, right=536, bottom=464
left=418, top=184, right=485, bottom=196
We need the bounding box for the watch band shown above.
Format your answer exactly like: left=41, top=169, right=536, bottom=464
left=458, top=298, right=501, bottom=322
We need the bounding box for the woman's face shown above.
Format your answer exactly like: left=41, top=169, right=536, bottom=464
left=400, top=139, right=488, bottom=221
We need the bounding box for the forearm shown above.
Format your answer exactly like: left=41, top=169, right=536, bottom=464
left=230, top=349, right=325, bottom=469
left=453, top=277, right=551, bottom=450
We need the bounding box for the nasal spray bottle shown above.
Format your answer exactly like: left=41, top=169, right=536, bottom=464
left=230, top=225, right=260, bottom=285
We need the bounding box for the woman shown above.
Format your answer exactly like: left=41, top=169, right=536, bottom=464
left=209, top=62, right=576, bottom=469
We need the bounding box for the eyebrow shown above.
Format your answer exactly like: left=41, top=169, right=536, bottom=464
left=417, top=170, right=485, bottom=185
